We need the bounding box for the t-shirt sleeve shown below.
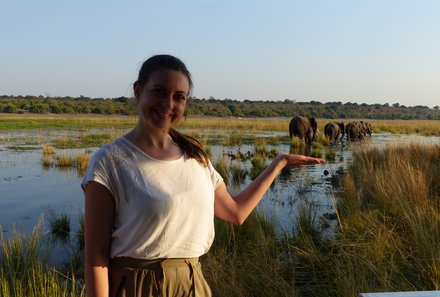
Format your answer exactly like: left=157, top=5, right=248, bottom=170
left=207, top=160, right=224, bottom=189
left=81, top=147, right=115, bottom=196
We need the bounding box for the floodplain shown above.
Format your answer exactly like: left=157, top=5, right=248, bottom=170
left=1, top=114, right=440, bottom=296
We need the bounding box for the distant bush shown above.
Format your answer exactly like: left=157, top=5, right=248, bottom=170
left=1, top=95, right=440, bottom=119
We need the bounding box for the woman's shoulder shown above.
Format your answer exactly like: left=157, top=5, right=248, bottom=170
left=91, top=137, right=130, bottom=162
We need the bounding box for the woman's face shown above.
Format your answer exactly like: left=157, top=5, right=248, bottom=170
left=134, top=69, right=190, bottom=132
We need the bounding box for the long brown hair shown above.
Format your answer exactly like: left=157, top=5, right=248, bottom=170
left=137, top=54, right=209, bottom=166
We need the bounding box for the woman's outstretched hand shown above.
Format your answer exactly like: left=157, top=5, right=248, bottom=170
left=278, top=153, right=326, bottom=167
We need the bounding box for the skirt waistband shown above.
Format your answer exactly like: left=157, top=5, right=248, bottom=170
left=110, top=257, right=199, bottom=269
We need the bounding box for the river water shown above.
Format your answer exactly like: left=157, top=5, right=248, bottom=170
left=1, top=130, right=439, bottom=240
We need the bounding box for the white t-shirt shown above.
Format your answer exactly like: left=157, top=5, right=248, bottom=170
left=81, top=137, right=223, bottom=259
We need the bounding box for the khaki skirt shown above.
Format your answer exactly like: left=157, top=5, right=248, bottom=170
left=109, top=257, right=212, bottom=297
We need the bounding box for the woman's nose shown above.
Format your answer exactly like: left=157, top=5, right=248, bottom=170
left=161, top=92, right=174, bottom=108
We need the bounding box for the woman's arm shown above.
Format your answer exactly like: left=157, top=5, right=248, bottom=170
left=84, top=181, right=115, bottom=297
left=214, top=154, right=325, bottom=225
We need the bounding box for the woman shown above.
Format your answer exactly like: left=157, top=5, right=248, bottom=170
left=82, top=54, right=325, bottom=297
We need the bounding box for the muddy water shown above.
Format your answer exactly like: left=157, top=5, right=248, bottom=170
left=1, top=131, right=439, bottom=239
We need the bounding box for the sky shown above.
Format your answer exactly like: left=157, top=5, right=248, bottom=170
left=1, top=0, right=439, bottom=108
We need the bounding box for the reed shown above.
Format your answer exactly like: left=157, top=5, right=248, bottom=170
left=290, top=136, right=304, bottom=148
left=324, top=149, right=336, bottom=161
left=74, top=151, right=90, bottom=171
left=268, top=148, right=280, bottom=159
left=42, top=144, right=56, bottom=155
left=254, top=138, right=268, bottom=158
left=317, top=134, right=331, bottom=146
left=41, top=155, right=53, bottom=167
left=55, top=154, right=74, bottom=167
left=290, top=142, right=440, bottom=296
left=203, top=212, right=294, bottom=297
left=48, top=212, right=71, bottom=239
left=266, top=135, right=281, bottom=145
left=224, top=131, right=243, bottom=146
left=53, top=132, right=116, bottom=149
left=213, top=157, right=230, bottom=185
left=249, top=155, right=267, bottom=180
left=229, top=162, right=248, bottom=185
left=0, top=222, right=84, bottom=296
left=310, top=147, right=323, bottom=158
left=0, top=221, right=46, bottom=282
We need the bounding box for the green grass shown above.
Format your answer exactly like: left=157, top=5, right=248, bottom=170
left=291, top=142, right=440, bottom=296
left=204, top=142, right=440, bottom=296
left=230, top=162, right=248, bottom=185
left=6, top=146, right=39, bottom=151
left=0, top=220, right=84, bottom=296
left=42, top=151, right=90, bottom=174
left=213, top=157, right=230, bottom=185
left=324, top=149, right=336, bottom=161
left=0, top=114, right=136, bottom=131
left=249, top=155, right=267, bottom=180
left=42, top=144, right=56, bottom=155
left=53, top=132, right=117, bottom=149
left=48, top=212, right=71, bottom=239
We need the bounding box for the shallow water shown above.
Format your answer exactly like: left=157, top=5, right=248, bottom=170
left=0, top=130, right=439, bottom=239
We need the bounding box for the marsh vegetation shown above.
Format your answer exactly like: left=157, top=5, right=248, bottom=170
left=1, top=115, right=440, bottom=296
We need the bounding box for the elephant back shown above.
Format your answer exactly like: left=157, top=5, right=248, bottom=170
left=346, top=121, right=361, bottom=140
left=289, top=116, right=317, bottom=144
left=324, top=122, right=343, bottom=142
left=324, top=123, right=338, bottom=137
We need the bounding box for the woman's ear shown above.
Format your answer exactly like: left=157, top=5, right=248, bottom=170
left=133, top=81, right=141, bottom=102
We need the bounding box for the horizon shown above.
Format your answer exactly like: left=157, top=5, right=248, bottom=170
left=1, top=1, right=439, bottom=108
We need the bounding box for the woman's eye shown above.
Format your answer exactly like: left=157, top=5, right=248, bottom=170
left=153, top=88, right=165, bottom=94
left=175, top=94, right=187, bottom=101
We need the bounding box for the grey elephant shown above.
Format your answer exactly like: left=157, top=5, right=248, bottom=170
left=346, top=121, right=363, bottom=141
left=289, top=116, right=318, bottom=145
left=324, top=122, right=345, bottom=144
left=359, top=121, right=373, bottom=137
left=365, top=121, right=373, bottom=136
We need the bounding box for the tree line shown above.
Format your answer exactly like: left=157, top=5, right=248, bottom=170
left=1, top=95, right=439, bottom=120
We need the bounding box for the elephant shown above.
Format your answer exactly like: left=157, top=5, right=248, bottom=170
left=289, top=116, right=318, bottom=145
left=324, top=122, right=345, bottom=144
left=346, top=121, right=363, bottom=141
left=365, top=121, right=373, bottom=136
left=359, top=121, right=373, bottom=137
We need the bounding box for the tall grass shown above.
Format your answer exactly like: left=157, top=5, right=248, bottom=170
left=48, top=212, right=71, bottom=240
left=42, top=144, right=56, bottom=155
left=229, top=162, right=248, bottom=185
left=203, top=212, right=294, bottom=297
left=0, top=220, right=84, bottom=296
left=291, top=143, right=440, bottom=296
left=213, top=157, right=230, bottom=185
left=53, top=132, right=116, bottom=149
left=249, top=155, right=267, bottom=180
left=204, top=142, right=440, bottom=296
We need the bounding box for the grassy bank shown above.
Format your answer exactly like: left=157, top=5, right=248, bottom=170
left=205, top=142, right=440, bottom=296
left=1, top=114, right=440, bottom=135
